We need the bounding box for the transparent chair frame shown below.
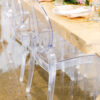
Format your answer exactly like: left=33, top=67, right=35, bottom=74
left=11, top=1, right=34, bottom=82
left=1, top=0, right=24, bottom=63
left=1, top=0, right=33, bottom=81
left=12, top=0, right=100, bottom=100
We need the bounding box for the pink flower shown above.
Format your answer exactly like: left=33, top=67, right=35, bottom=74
left=77, top=0, right=82, bottom=4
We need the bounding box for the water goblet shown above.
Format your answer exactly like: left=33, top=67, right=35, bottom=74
left=92, top=0, right=100, bottom=21
left=54, top=0, right=64, bottom=6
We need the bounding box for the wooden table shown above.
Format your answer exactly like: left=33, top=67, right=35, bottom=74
left=23, top=1, right=100, bottom=55
left=41, top=2, right=100, bottom=54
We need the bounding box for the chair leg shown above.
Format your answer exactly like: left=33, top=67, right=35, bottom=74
left=26, top=57, right=35, bottom=93
left=20, top=52, right=28, bottom=82
left=47, top=68, right=56, bottom=100
left=47, top=52, right=57, bottom=100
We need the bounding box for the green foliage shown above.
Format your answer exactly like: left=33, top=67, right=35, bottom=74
left=63, top=0, right=90, bottom=5
left=98, top=11, right=100, bottom=16
left=64, top=0, right=78, bottom=4
left=86, top=0, right=89, bottom=5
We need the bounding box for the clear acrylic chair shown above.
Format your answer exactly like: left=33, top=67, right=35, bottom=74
left=1, top=0, right=33, bottom=81
left=57, top=55, right=100, bottom=100
left=20, top=0, right=100, bottom=100
left=15, top=0, right=36, bottom=82
left=1, top=0, right=23, bottom=43
left=8, top=0, right=34, bottom=82
left=0, top=0, right=20, bottom=65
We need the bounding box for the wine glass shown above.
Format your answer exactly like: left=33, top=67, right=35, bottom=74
left=54, top=0, right=64, bottom=6
left=92, top=0, right=100, bottom=21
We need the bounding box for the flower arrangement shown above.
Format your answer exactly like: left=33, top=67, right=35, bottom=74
left=64, top=0, right=89, bottom=4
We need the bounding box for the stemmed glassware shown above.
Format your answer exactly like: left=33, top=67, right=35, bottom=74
left=54, top=0, right=64, bottom=6
left=92, top=0, right=100, bottom=21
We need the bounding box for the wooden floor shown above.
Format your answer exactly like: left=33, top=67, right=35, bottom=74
left=0, top=42, right=92, bottom=100
left=0, top=65, right=93, bottom=100
left=0, top=39, right=93, bottom=100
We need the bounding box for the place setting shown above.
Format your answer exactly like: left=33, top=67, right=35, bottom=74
left=52, top=0, right=100, bottom=21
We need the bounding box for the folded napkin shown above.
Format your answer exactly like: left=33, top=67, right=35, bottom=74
left=53, top=5, right=93, bottom=18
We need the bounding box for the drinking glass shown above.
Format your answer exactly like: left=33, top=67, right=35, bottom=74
left=55, top=0, right=64, bottom=6
left=92, top=0, right=100, bottom=21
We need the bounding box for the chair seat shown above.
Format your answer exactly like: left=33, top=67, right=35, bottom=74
left=35, top=32, right=84, bottom=71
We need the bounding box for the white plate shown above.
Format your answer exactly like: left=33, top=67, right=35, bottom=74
left=52, top=5, right=93, bottom=18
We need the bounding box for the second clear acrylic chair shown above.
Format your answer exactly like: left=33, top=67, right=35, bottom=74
left=9, top=0, right=34, bottom=82
left=1, top=0, right=33, bottom=81
left=20, top=0, right=100, bottom=100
